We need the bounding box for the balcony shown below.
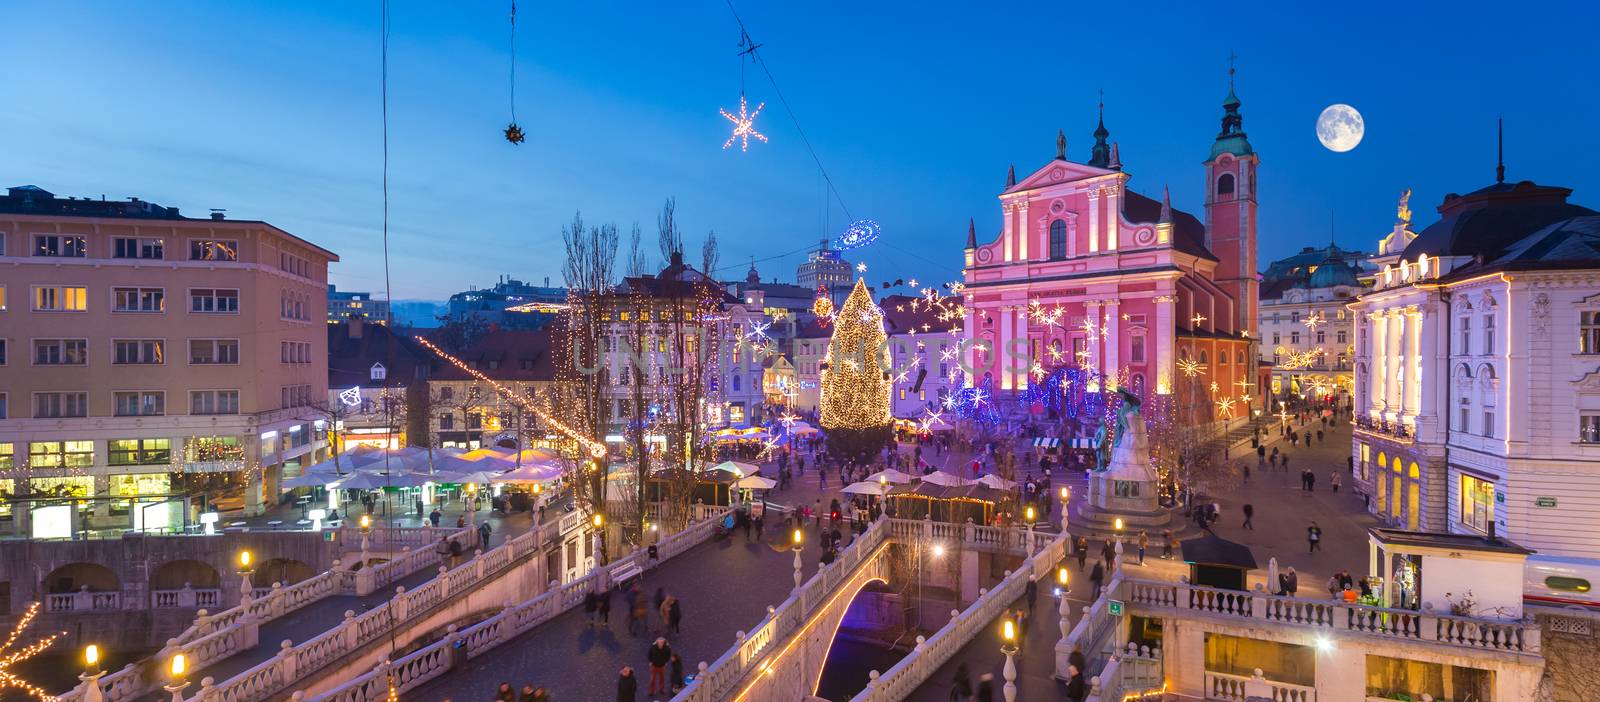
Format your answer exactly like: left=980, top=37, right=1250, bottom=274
left=1354, top=416, right=1413, bottom=442
left=44, top=588, right=122, bottom=613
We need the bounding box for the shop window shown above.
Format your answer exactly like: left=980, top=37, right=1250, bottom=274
left=1459, top=474, right=1494, bottom=533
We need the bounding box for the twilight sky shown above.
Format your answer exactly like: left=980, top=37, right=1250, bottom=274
left=2, top=1, right=1596, bottom=300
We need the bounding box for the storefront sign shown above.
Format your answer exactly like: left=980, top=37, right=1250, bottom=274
left=1535, top=497, right=1557, bottom=508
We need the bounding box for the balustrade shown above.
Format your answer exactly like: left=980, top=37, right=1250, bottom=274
left=1204, top=670, right=1316, bottom=702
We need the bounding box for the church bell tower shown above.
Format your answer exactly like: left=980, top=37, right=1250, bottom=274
left=1203, top=69, right=1259, bottom=338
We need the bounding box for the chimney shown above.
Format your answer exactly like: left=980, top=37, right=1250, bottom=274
left=348, top=314, right=365, bottom=339
left=210, top=209, right=227, bottom=220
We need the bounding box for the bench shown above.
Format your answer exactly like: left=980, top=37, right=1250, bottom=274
left=608, top=559, right=643, bottom=585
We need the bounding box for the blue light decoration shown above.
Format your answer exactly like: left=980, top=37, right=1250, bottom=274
left=1020, top=366, right=1113, bottom=420
left=834, top=219, right=882, bottom=251
left=946, top=374, right=1001, bottom=425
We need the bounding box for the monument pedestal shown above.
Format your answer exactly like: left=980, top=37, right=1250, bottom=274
left=1070, top=394, right=1176, bottom=538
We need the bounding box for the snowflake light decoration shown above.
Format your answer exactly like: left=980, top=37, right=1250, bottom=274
left=719, top=93, right=768, bottom=151
left=856, top=261, right=868, bottom=273
left=1177, top=358, right=1204, bottom=378
left=1215, top=397, right=1236, bottom=418
left=1303, top=311, right=1326, bottom=331
left=1190, top=313, right=1207, bottom=327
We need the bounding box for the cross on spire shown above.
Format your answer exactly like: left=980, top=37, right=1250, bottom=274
left=1228, top=50, right=1237, bottom=87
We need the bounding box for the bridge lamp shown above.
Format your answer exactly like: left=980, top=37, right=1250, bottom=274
left=1113, top=517, right=1124, bottom=533
left=83, top=643, right=101, bottom=675
left=1056, top=566, right=1070, bottom=596
left=237, top=550, right=253, bottom=573
left=1024, top=505, right=1036, bottom=525
left=931, top=544, right=946, bottom=558
left=791, top=528, right=804, bottom=548
left=1060, top=486, right=1069, bottom=502
left=163, top=653, right=190, bottom=702
left=593, top=513, right=604, bottom=528
left=1000, top=617, right=1018, bottom=652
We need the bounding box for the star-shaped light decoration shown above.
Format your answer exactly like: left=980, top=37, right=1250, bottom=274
left=1215, top=397, right=1236, bottom=418
left=856, top=262, right=868, bottom=273
left=907, top=279, right=918, bottom=288
left=1191, top=313, right=1207, bottom=327
left=1177, top=358, right=1204, bottom=378
left=719, top=93, right=768, bottom=151
left=1303, top=311, right=1326, bottom=331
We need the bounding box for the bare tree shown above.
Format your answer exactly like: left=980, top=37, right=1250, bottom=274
left=701, top=229, right=720, bottom=278
left=557, top=211, right=620, bottom=535
left=652, top=201, right=718, bottom=531
left=625, top=222, right=649, bottom=278
left=657, top=197, right=682, bottom=265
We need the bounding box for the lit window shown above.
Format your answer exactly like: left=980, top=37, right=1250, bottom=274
left=189, top=239, right=238, bottom=261
left=1459, top=474, right=1494, bottom=533
left=33, top=285, right=88, bottom=311
left=34, top=235, right=86, bottom=258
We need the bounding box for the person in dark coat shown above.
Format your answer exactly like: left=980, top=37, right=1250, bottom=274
left=670, top=653, right=686, bottom=694
left=616, top=666, right=637, bottom=702
left=584, top=590, right=599, bottom=628
left=1025, top=578, right=1038, bottom=611
left=668, top=597, right=682, bottom=634
left=1066, top=665, right=1087, bottom=701
left=494, top=682, right=516, bottom=701
left=1090, top=561, right=1106, bottom=600
left=1076, top=536, right=1088, bottom=570
left=1068, top=646, right=1086, bottom=674
left=646, top=638, right=672, bottom=694
left=975, top=673, right=995, bottom=702
left=597, top=587, right=612, bottom=626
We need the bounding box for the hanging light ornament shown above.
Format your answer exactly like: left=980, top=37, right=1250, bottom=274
left=503, top=1, right=525, bottom=144
left=834, top=219, right=882, bottom=251
left=720, top=25, right=766, bottom=152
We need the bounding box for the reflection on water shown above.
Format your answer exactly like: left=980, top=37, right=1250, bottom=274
left=814, top=638, right=909, bottom=701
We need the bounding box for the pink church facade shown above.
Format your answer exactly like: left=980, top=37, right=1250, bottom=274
left=961, top=87, right=1260, bottom=420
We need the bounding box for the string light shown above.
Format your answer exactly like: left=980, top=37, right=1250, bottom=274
left=834, top=219, right=882, bottom=250
left=1177, top=358, right=1204, bottom=378
left=0, top=602, right=62, bottom=701
left=719, top=93, right=768, bottom=151
left=1302, top=311, right=1325, bottom=331
left=414, top=336, right=607, bottom=458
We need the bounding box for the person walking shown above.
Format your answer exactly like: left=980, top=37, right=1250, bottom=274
left=1025, top=577, right=1038, bottom=612
left=429, top=508, right=442, bottom=527
left=668, top=596, right=682, bottom=634
left=478, top=520, right=492, bottom=551
left=1161, top=529, right=1174, bottom=559
left=950, top=662, right=974, bottom=702
left=1065, top=665, right=1087, bottom=702
left=652, top=587, right=667, bottom=633
left=616, top=666, right=637, bottom=702
left=1307, top=470, right=1316, bottom=492
left=975, top=674, right=995, bottom=702
left=494, top=682, right=516, bottom=701
left=658, top=594, right=673, bottom=635
left=1089, top=561, right=1105, bottom=601
left=1307, top=521, right=1322, bottom=553
left=1331, top=472, right=1341, bottom=493
left=519, top=683, right=548, bottom=702
left=1137, top=530, right=1148, bottom=565
left=1282, top=454, right=1290, bottom=473
left=670, top=652, right=686, bottom=694
left=1242, top=503, right=1254, bottom=530
left=597, top=587, right=612, bottom=627
left=1076, top=536, right=1089, bottom=570
left=646, top=637, right=672, bottom=695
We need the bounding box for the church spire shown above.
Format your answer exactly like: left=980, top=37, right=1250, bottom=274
left=1159, top=186, right=1173, bottom=224
left=1088, top=90, right=1112, bottom=168
left=1005, top=163, right=1016, bottom=188
left=966, top=219, right=977, bottom=249
left=1208, top=54, right=1254, bottom=160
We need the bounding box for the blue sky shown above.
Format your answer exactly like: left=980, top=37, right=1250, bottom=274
left=3, top=1, right=1595, bottom=299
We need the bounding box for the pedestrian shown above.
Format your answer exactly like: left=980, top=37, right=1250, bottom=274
left=435, top=536, right=451, bottom=568
left=1025, top=577, right=1038, bottom=612
left=1307, top=471, right=1316, bottom=492
left=1242, top=462, right=1250, bottom=484
left=457, top=515, right=467, bottom=529
left=429, top=509, right=442, bottom=527
left=616, top=666, right=637, bottom=702
left=1076, top=536, right=1089, bottom=570
left=598, top=587, right=612, bottom=627
left=951, top=662, right=974, bottom=702
left=1065, top=664, right=1087, bottom=702
left=670, top=652, right=686, bottom=693
left=1101, top=540, right=1115, bottom=569
left=628, top=584, right=646, bottom=635
left=1307, top=521, right=1322, bottom=553
left=1089, top=561, right=1105, bottom=600
left=1316, top=429, right=1324, bottom=443
left=478, top=520, right=492, bottom=550
left=519, top=683, right=548, bottom=702
left=975, top=673, right=995, bottom=702
left=1327, top=574, right=1342, bottom=600
left=1242, top=503, right=1254, bottom=530
left=646, top=637, right=672, bottom=695
left=1331, top=472, right=1341, bottom=493
left=449, top=537, right=463, bottom=567
left=1161, top=529, right=1174, bottom=559
left=1282, top=454, right=1290, bottom=472
left=1285, top=567, right=1299, bottom=596
left=494, top=682, right=516, bottom=702
left=414, top=497, right=424, bottom=518
left=1304, top=433, right=1312, bottom=448
left=668, top=596, right=682, bottom=634
left=1137, top=530, right=1148, bottom=565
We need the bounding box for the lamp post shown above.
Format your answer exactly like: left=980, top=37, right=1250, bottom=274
left=999, top=616, right=1019, bottom=702
left=791, top=528, right=804, bottom=590
left=592, top=513, right=606, bottom=566
left=1056, top=566, right=1072, bottom=639
left=164, top=653, right=189, bottom=702
left=1058, top=485, right=1070, bottom=528
left=466, top=483, right=478, bottom=526
left=77, top=644, right=105, bottom=702
left=1023, top=504, right=1037, bottom=554
left=1113, top=518, right=1125, bottom=565
left=359, top=513, right=373, bottom=567
left=236, top=550, right=255, bottom=608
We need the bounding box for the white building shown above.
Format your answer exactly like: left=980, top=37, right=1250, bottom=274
left=881, top=294, right=963, bottom=419
left=1258, top=245, right=1368, bottom=401
left=1351, top=176, right=1600, bottom=562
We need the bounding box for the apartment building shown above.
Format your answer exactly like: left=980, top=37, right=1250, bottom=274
left=0, top=185, right=338, bottom=537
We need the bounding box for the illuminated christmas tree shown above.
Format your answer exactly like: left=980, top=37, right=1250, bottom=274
left=820, top=278, right=893, bottom=461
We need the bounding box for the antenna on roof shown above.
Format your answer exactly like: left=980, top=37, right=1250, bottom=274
left=1496, top=117, right=1505, bottom=184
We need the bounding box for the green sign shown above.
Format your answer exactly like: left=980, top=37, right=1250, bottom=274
left=1108, top=600, right=1124, bottom=617
left=1535, top=497, right=1558, bottom=508
left=1495, top=492, right=1506, bottom=504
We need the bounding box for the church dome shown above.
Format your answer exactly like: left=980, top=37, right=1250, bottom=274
left=1306, top=256, right=1360, bottom=289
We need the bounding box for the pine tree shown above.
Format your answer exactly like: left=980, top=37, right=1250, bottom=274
left=820, top=279, right=893, bottom=460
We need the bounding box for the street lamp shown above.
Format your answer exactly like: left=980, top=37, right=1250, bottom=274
left=1059, top=486, right=1071, bottom=529
left=236, top=550, right=255, bottom=608
left=164, top=653, right=189, bottom=702
left=359, top=513, right=373, bottom=566
left=77, top=644, right=105, bottom=702
left=1023, top=504, right=1037, bottom=553
left=999, top=616, right=1019, bottom=702
left=791, top=528, right=805, bottom=590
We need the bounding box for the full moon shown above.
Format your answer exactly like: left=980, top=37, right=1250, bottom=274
left=1316, top=104, right=1364, bottom=152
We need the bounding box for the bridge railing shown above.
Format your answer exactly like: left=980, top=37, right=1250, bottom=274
left=296, top=507, right=734, bottom=702
left=851, top=530, right=1069, bottom=701
left=55, top=526, right=473, bottom=702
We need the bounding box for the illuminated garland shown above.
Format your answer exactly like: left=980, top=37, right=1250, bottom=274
left=834, top=219, right=882, bottom=250
left=413, top=336, right=607, bottom=459
left=0, top=602, right=61, bottom=701
left=819, top=279, right=892, bottom=430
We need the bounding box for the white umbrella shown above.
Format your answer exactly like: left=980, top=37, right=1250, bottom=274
left=920, top=471, right=972, bottom=487
left=733, top=475, right=778, bottom=490
left=300, top=446, right=386, bottom=475
left=977, top=474, right=1017, bottom=490
left=331, top=472, right=432, bottom=490
left=864, top=469, right=914, bottom=485
left=495, top=463, right=564, bottom=483
left=431, top=469, right=503, bottom=485
left=281, top=472, right=341, bottom=489
left=709, top=461, right=761, bottom=478
left=841, top=481, right=889, bottom=497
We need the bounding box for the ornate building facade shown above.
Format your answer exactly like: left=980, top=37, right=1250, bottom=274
left=1351, top=174, right=1600, bottom=560
left=1258, top=245, right=1369, bottom=400
left=961, top=87, right=1258, bottom=421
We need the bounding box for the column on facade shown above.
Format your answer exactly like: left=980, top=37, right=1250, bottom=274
left=1154, top=295, right=1175, bottom=394
left=1104, top=187, right=1120, bottom=251
left=1084, top=301, right=1102, bottom=390
left=1017, top=202, right=1030, bottom=260
left=1386, top=311, right=1405, bottom=414
left=1404, top=307, right=1424, bottom=423
left=964, top=306, right=978, bottom=387
left=1000, top=306, right=1015, bottom=391
left=1368, top=312, right=1387, bottom=412
left=1002, top=202, right=1014, bottom=262
left=1102, top=300, right=1120, bottom=388
left=1087, top=191, right=1101, bottom=253
left=1013, top=306, right=1030, bottom=391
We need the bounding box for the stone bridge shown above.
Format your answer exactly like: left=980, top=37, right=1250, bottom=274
left=676, top=519, right=1064, bottom=702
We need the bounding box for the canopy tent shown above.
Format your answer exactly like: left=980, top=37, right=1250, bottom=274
left=864, top=468, right=915, bottom=485
left=457, top=447, right=513, bottom=462
left=299, top=445, right=387, bottom=475
left=495, top=463, right=564, bottom=483
left=976, top=474, right=1018, bottom=490
left=712, top=427, right=770, bottom=442
left=708, top=461, right=761, bottom=478
left=1180, top=535, right=1259, bottom=591
left=281, top=471, right=339, bottom=489
left=919, top=415, right=955, bottom=432
left=429, top=468, right=503, bottom=485
left=789, top=423, right=820, bottom=436
left=886, top=482, right=1008, bottom=524
left=733, top=475, right=778, bottom=490
left=330, top=471, right=434, bottom=490
left=919, top=471, right=973, bottom=487
left=841, top=480, right=890, bottom=497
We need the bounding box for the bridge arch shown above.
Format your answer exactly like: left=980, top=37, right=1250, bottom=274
left=252, top=558, right=315, bottom=587
left=813, top=577, right=901, bottom=699
left=44, top=562, right=119, bottom=593
left=152, top=559, right=222, bottom=590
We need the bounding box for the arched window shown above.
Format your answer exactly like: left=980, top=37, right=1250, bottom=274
left=1199, top=350, right=1209, bottom=364
left=732, top=374, right=741, bottom=391
left=1049, top=219, right=1067, bottom=260
left=1237, top=351, right=1245, bottom=364
left=1217, top=173, right=1235, bottom=196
